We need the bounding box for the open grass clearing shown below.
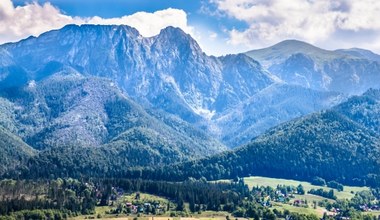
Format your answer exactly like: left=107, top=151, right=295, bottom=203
left=243, top=176, right=368, bottom=200
left=119, top=193, right=170, bottom=205
left=271, top=202, right=330, bottom=218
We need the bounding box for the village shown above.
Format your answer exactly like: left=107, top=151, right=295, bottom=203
left=82, top=177, right=380, bottom=220
left=102, top=189, right=170, bottom=216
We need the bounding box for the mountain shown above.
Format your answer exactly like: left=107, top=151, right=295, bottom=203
left=246, top=40, right=380, bottom=94
left=215, top=83, right=344, bottom=147
left=0, top=25, right=274, bottom=123
left=0, top=71, right=226, bottom=171
left=336, top=48, right=380, bottom=62
left=0, top=25, right=274, bottom=146
left=145, top=89, right=380, bottom=186
left=246, top=40, right=343, bottom=67
left=213, top=54, right=278, bottom=112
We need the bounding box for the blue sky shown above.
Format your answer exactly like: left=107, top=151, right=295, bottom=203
left=13, top=0, right=199, bottom=17
left=2, top=0, right=380, bottom=55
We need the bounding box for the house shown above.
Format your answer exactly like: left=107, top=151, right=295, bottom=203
left=293, top=200, right=306, bottom=207
left=139, top=206, right=144, bottom=212
left=277, top=196, right=285, bottom=203
left=371, top=205, right=380, bottom=211
left=359, top=205, right=369, bottom=211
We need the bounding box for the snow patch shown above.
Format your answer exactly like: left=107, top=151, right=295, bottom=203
left=321, top=73, right=332, bottom=89
left=28, top=80, right=36, bottom=88
left=351, top=73, right=360, bottom=84
left=192, top=107, right=215, bottom=120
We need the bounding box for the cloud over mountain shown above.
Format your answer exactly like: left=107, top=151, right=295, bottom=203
left=0, top=0, right=193, bottom=44
left=210, top=0, right=380, bottom=52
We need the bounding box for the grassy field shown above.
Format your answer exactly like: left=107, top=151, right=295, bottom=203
left=292, top=193, right=334, bottom=203
left=72, top=218, right=232, bottom=220
left=364, top=211, right=380, bottom=216
left=119, top=193, right=170, bottom=205
left=71, top=193, right=233, bottom=220
left=72, top=177, right=371, bottom=219
left=98, top=193, right=171, bottom=216
left=271, top=202, right=331, bottom=217
left=71, top=210, right=232, bottom=220
left=238, top=176, right=369, bottom=218
left=243, top=176, right=368, bottom=200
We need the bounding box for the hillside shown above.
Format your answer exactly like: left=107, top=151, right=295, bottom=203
left=0, top=126, right=35, bottom=177
left=215, top=83, right=344, bottom=146
left=333, top=88, right=380, bottom=133
left=19, top=89, right=380, bottom=183
left=0, top=72, right=226, bottom=176
left=141, top=89, right=380, bottom=187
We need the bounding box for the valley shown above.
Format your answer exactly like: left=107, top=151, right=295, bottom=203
left=0, top=177, right=378, bottom=220
left=0, top=23, right=380, bottom=220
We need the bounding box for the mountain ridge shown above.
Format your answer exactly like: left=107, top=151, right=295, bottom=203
left=246, top=40, right=380, bottom=94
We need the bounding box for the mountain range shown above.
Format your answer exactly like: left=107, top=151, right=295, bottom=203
left=246, top=40, right=380, bottom=94
left=0, top=24, right=380, bottom=183
left=0, top=25, right=355, bottom=149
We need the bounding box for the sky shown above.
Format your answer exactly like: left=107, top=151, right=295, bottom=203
left=1, top=0, right=380, bottom=56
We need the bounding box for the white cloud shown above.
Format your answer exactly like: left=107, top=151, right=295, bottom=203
left=0, top=0, right=194, bottom=44
left=211, top=0, right=380, bottom=53
left=209, top=32, right=218, bottom=40
left=86, top=9, right=194, bottom=37
left=0, top=0, right=78, bottom=44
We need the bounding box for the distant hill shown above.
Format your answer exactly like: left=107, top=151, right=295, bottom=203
left=246, top=40, right=345, bottom=67
left=336, top=48, right=380, bottom=62
left=246, top=40, right=380, bottom=94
